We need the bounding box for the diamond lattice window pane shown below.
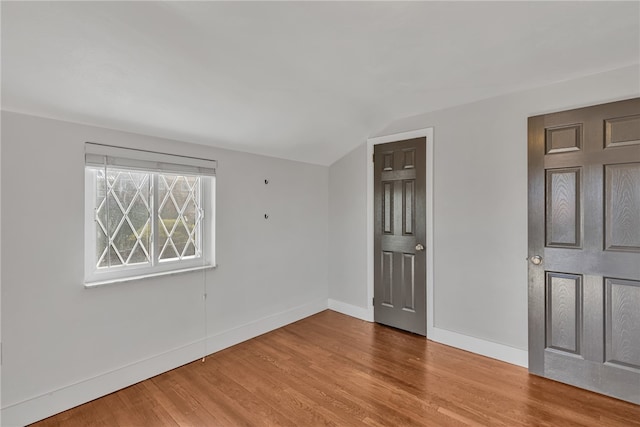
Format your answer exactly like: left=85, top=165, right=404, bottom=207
left=96, top=226, right=108, bottom=267
left=104, top=192, right=124, bottom=236
left=158, top=174, right=172, bottom=196
left=183, top=240, right=196, bottom=257
left=90, top=165, right=206, bottom=276
left=94, top=168, right=152, bottom=268
left=116, top=172, right=139, bottom=209
left=160, top=198, right=179, bottom=219
left=114, top=221, right=135, bottom=262
left=173, top=219, right=190, bottom=255
left=158, top=174, right=202, bottom=261
left=158, top=217, right=180, bottom=260
left=129, top=241, right=149, bottom=264
left=183, top=198, right=197, bottom=227
left=102, top=246, right=122, bottom=267
left=172, top=176, right=190, bottom=207
left=157, top=219, right=170, bottom=258
left=129, top=196, right=150, bottom=231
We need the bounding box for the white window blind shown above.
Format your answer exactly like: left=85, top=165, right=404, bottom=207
left=85, top=142, right=217, bottom=176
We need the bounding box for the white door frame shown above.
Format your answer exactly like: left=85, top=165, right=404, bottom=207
left=366, top=128, right=435, bottom=338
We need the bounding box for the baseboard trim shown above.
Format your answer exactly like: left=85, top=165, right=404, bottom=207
left=429, top=326, right=529, bottom=368
left=1, top=340, right=205, bottom=427
left=326, top=299, right=528, bottom=368
left=328, top=299, right=373, bottom=322
left=1, top=299, right=328, bottom=427
left=205, top=299, right=329, bottom=353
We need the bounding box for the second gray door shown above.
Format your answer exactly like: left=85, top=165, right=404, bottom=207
left=528, top=98, right=640, bottom=404
left=374, top=138, right=427, bottom=336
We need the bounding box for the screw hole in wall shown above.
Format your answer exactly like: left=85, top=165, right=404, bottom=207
left=264, top=214, right=269, bottom=219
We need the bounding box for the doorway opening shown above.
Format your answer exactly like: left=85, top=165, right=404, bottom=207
left=367, top=128, right=434, bottom=337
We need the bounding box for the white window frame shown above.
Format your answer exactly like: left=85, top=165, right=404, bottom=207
left=84, top=143, right=216, bottom=287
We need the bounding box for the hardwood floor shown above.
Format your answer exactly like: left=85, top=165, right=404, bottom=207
left=32, top=310, right=640, bottom=426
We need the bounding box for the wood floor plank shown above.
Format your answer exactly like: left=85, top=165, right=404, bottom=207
left=30, top=310, right=640, bottom=426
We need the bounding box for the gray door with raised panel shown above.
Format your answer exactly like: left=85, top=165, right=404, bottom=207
left=528, top=98, right=640, bottom=404
left=374, top=138, right=426, bottom=336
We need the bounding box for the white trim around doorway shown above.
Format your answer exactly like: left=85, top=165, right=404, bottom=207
left=365, top=128, right=528, bottom=368
left=366, top=128, right=435, bottom=338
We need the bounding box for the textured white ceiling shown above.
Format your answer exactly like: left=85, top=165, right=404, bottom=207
left=2, top=1, right=639, bottom=165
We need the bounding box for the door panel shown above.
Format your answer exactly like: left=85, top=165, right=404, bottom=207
left=546, top=272, right=582, bottom=355
left=381, top=251, right=394, bottom=306
left=545, top=168, right=581, bottom=247
left=401, top=253, right=415, bottom=312
left=605, top=114, right=640, bottom=148
left=546, top=124, right=582, bottom=153
left=605, top=163, right=640, bottom=251
left=605, top=278, right=640, bottom=369
left=528, top=97, right=640, bottom=404
left=374, top=138, right=426, bottom=335
left=403, top=180, right=414, bottom=235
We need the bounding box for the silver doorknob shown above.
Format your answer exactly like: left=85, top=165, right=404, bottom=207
left=415, top=243, right=425, bottom=251
left=530, top=255, right=543, bottom=265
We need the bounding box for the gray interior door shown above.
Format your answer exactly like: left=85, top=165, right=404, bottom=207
left=374, top=138, right=426, bottom=336
left=528, top=98, right=640, bottom=404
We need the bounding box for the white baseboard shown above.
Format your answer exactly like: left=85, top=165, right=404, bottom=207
left=1, top=299, right=328, bottom=427
left=1, top=341, right=204, bottom=427
left=205, top=299, right=328, bottom=353
left=328, top=299, right=373, bottom=322
left=429, top=326, right=529, bottom=368
left=326, top=298, right=527, bottom=368
left=3, top=299, right=526, bottom=426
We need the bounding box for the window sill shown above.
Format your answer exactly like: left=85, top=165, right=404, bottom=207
left=84, top=264, right=217, bottom=288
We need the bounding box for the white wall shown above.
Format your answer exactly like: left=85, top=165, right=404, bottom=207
left=328, top=144, right=369, bottom=316
left=329, top=65, right=640, bottom=355
left=0, top=112, right=328, bottom=426
left=2, top=64, right=638, bottom=426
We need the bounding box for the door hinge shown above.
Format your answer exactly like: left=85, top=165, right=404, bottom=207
left=372, top=297, right=375, bottom=306
left=372, top=153, right=375, bottom=163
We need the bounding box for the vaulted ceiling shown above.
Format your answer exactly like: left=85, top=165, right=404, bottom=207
left=2, top=1, right=639, bottom=165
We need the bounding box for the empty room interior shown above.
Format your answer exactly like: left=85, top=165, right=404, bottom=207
left=2, top=1, right=640, bottom=426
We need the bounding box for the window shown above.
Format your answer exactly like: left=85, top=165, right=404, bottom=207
left=84, top=143, right=216, bottom=286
